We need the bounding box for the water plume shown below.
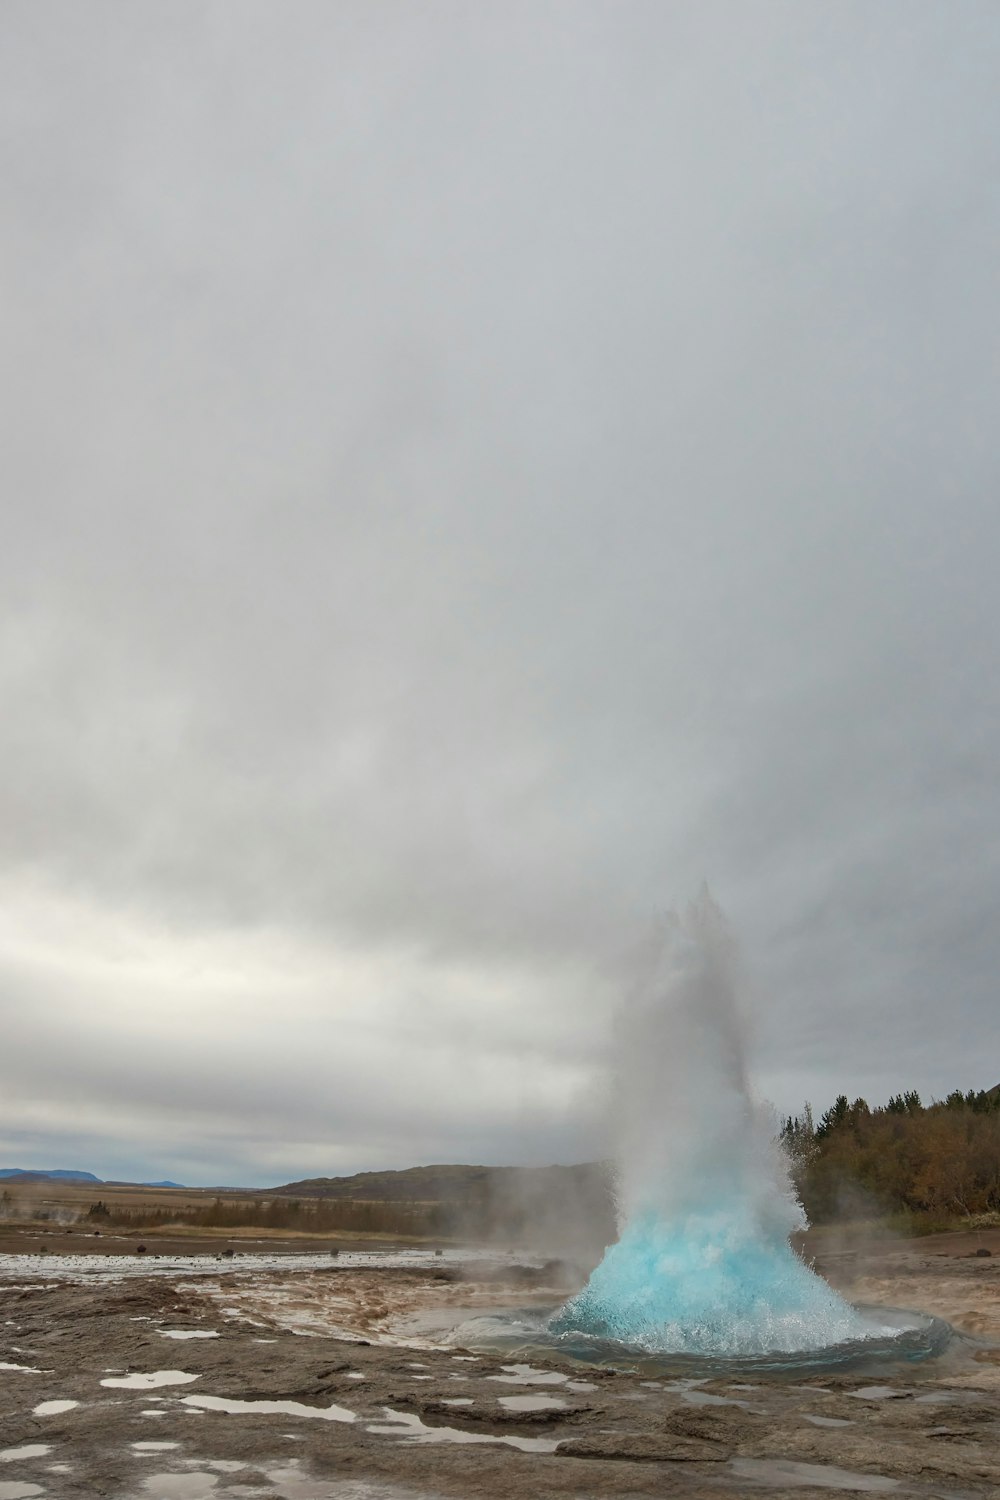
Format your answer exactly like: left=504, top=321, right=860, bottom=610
left=554, top=890, right=874, bottom=1356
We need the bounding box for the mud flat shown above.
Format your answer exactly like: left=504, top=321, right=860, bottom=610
left=1, top=1235, right=999, bottom=1499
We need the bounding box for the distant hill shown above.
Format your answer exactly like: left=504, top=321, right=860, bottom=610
left=268, top=1161, right=612, bottom=1203
left=0, top=1168, right=101, bottom=1183
left=102, top=1179, right=186, bottom=1189
left=0, top=1169, right=185, bottom=1188
left=265, top=1161, right=616, bottom=1257
left=269, top=1163, right=516, bottom=1201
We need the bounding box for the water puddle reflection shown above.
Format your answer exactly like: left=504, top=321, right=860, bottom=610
left=141, top=1476, right=216, bottom=1499
left=142, top=1460, right=457, bottom=1500
left=181, top=1393, right=356, bottom=1423
left=497, top=1394, right=567, bottom=1413
left=369, top=1407, right=559, bottom=1453
left=102, top=1371, right=200, bottom=1390
left=486, top=1362, right=568, bottom=1386
left=681, top=1388, right=745, bottom=1407
left=731, top=1457, right=899, bottom=1491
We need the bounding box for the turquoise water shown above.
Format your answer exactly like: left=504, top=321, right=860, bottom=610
left=450, top=1299, right=951, bottom=1377
left=541, top=895, right=948, bottom=1370
left=550, top=1208, right=877, bottom=1357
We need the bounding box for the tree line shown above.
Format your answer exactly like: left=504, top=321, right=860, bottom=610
left=83, top=1194, right=453, bottom=1236
left=781, top=1085, right=1000, bottom=1227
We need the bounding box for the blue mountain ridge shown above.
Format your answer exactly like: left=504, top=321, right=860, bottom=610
left=0, top=1168, right=101, bottom=1182
left=0, top=1169, right=184, bottom=1187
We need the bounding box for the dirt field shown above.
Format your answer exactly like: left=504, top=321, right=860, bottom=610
left=1, top=1230, right=999, bottom=1499
left=0, top=1223, right=424, bottom=1260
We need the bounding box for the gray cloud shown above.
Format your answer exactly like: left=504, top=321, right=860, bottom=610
left=2, top=2, right=999, bottom=1183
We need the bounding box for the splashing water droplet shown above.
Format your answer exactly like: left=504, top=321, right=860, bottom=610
left=554, top=893, right=885, bottom=1357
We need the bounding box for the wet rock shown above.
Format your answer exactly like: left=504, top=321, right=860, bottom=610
left=558, top=1431, right=729, bottom=1462
left=3, top=1250, right=1000, bottom=1498
left=661, top=1406, right=759, bottom=1446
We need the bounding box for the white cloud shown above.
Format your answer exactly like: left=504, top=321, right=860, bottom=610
left=2, top=2, right=999, bottom=1181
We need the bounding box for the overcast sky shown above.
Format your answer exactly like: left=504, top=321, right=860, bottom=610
left=2, top=2, right=999, bottom=1187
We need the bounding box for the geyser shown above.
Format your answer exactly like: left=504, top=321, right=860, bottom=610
left=554, top=891, right=876, bottom=1357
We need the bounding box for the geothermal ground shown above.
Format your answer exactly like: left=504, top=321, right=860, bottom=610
left=1, top=1233, right=1000, bottom=1500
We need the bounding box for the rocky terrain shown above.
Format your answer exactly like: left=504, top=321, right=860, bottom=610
left=1, top=1237, right=999, bottom=1499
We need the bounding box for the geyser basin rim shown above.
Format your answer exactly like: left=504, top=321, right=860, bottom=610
left=445, top=1303, right=953, bottom=1377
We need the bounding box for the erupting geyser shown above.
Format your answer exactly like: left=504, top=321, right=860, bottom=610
left=554, top=891, right=875, bottom=1356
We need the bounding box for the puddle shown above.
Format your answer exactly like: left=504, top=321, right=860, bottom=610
left=181, top=1394, right=356, bottom=1423
left=440, top=1397, right=473, bottom=1406
left=566, top=1380, right=596, bottom=1393
left=0, top=1485, right=45, bottom=1500
left=804, top=1414, right=855, bottom=1428
left=102, top=1371, right=200, bottom=1390
left=141, top=1410, right=168, bottom=1417
left=256, top=1466, right=442, bottom=1500
left=731, top=1458, right=899, bottom=1492
left=849, top=1386, right=912, bottom=1401
left=0, top=1363, right=41, bottom=1374
left=345, top=1372, right=365, bottom=1380
left=682, top=1389, right=745, bottom=1407
left=1, top=1449, right=51, bottom=1463
left=486, top=1363, right=568, bottom=1386
left=158, top=1331, right=219, bottom=1341
left=32, top=1401, right=78, bottom=1416
left=368, top=1407, right=559, bottom=1454
left=133, top=1442, right=181, bottom=1452
left=498, top=1394, right=567, bottom=1413
left=141, top=1477, right=217, bottom=1499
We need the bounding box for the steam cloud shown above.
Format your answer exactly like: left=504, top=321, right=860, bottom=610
left=555, top=892, right=875, bottom=1355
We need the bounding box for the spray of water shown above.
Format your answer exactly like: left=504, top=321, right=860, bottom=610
left=553, top=891, right=875, bottom=1356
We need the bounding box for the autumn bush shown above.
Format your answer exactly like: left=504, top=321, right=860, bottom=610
left=782, top=1087, right=1000, bottom=1226
left=86, top=1194, right=451, bottom=1237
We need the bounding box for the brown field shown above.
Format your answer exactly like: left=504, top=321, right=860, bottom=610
left=0, top=1178, right=450, bottom=1257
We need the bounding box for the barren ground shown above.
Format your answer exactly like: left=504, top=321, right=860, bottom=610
left=2, top=1228, right=999, bottom=1500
